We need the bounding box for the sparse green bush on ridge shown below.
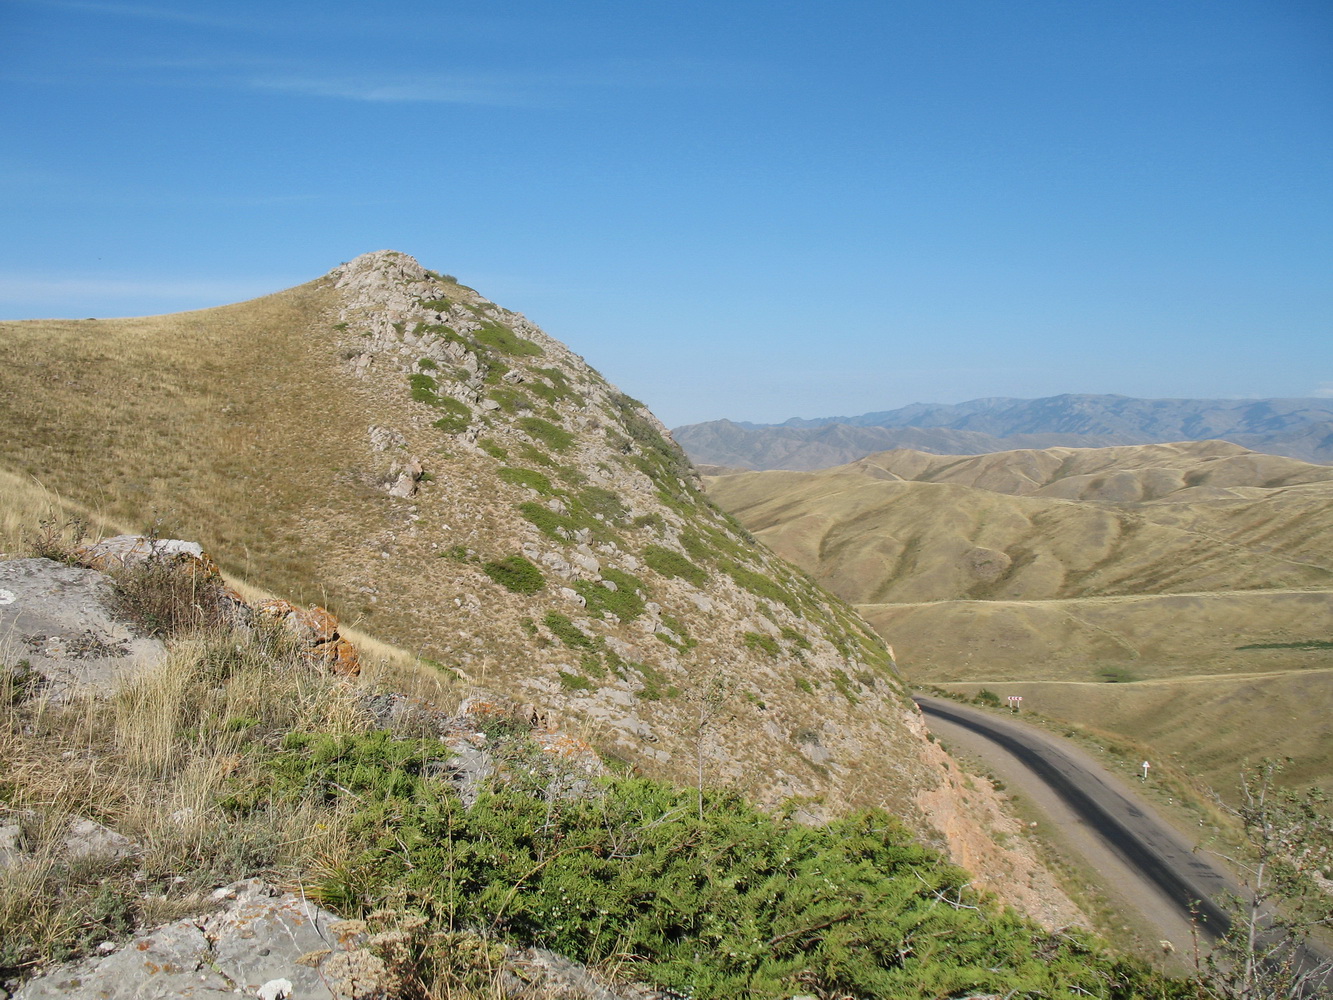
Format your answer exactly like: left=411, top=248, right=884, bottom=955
left=481, top=555, right=545, bottom=595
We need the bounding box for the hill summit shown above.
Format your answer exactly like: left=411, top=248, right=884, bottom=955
left=0, top=250, right=1022, bottom=851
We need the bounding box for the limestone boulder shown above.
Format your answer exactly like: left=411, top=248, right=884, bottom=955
left=0, top=558, right=165, bottom=702
left=13, top=880, right=363, bottom=1000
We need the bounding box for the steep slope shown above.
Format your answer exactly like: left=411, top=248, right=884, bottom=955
left=0, top=251, right=1003, bottom=845
left=675, top=395, right=1333, bottom=469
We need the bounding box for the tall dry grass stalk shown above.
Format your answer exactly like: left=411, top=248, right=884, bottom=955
left=0, top=621, right=391, bottom=975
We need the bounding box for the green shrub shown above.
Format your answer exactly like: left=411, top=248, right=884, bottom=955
left=431, top=395, right=472, bottom=434
left=721, top=561, right=803, bottom=616
left=543, top=612, right=596, bottom=650
left=416, top=357, right=438, bottom=370
left=780, top=626, right=811, bottom=650
left=642, top=545, right=707, bottom=586
left=518, top=417, right=574, bottom=452
left=831, top=669, right=860, bottom=705
left=409, top=372, right=441, bottom=404
left=575, top=568, right=647, bottom=622
left=606, top=391, right=692, bottom=482
left=517, top=502, right=580, bottom=542
left=487, top=387, right=530, bottom=414
left=577, top=486, right=627, bottom=524
left=473, top=320, right=543, bottom=357
left=482, top=556, right=545, bottom=595
left=246, top=749, right=1181, bottom=1000
left=632, top=512, right=665, bottom=532
left=743, top=632, right=780, bottom=658
left=558, top=671, right=594, bottom=692
left=477, top=438, right=508, bottom=461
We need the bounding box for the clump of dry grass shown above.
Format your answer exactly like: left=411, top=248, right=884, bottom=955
left=0, top=622, right=374, bottom=979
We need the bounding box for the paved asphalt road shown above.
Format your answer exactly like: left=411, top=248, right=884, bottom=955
left=914, top=696, right=1237, bottom=939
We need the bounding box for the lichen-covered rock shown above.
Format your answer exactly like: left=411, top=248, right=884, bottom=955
left=0, top=557, right=165, bottom=702
left=253, top=599, right=361, bottom=677
left=13, top=880, right=361, bottom=1000
left=76, top=535, right=218, bottom=576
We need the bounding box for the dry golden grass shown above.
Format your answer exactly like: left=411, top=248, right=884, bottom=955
left=858, top=589, right=1333, bottom=682
left=0, top=280, right=387, bottom=607
left=707, top=461, right=1333, bottom=605
left=0, top=624, right=381, bottom=974
left=707, top=443, right=1333, bottom=801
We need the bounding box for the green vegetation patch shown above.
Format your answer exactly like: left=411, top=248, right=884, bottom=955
left=575, top=568, right=647, bottom=622
left=558, top=670, right=595, bottom=692
left=527, top=367, right=583, bottom=406
left=643, top=545, right=707, bottom=587
left=473, top=320, right=543, bottom=357
left=543, top=611, right=596, bottom=651
left=831, top=669, right=861, bottom=705
left=577, top=486, right=627, bottom=524
left=497, top=467, right=554, bottom=495
left=409, top=372, right=442, bottom=404
left=606, top=391, right=692, bottom=483
left=244, top=740, right=1180, bottom=1000
left=478, top=438, right=508, bottom=461
left=517, top=501, right=602, bottom=544
left=518, top=417, right=574, bottom=452
left=743, top=632, right=780, bottom=658
left=721, top=561, right=803, bottom=616
left=487, top=387, right=531, bottom=417
left=482, top=555, right=545, bottom=595
left=431, top=395, right=472, bottom=434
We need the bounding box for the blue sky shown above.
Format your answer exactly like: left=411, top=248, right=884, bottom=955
left=3, top=0, right=1330, bottom=427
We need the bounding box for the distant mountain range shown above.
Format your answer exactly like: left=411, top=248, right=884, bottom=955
left=674, top=394, right=1333, bottom=470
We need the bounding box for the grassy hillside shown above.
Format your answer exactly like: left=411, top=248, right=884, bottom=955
left=0, top=251, right=960, bottom=835
left=707, top=443, right=1333, bottom=606
left=706, top=443, right=1333, bottom=800
left=0, top=600, right=1183, bottom=998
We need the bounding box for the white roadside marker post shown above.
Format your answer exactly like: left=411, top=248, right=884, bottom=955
left=1141, top=760, right=1150, bottom=782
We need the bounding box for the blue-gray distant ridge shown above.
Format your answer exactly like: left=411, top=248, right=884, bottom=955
left=675, top=394, right=1333, bottom=471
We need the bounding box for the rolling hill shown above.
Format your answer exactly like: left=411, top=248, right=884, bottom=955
left=705, top=441, right=1333, bottom=799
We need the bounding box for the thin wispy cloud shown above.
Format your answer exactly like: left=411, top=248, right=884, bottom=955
left=246, top=74, right=539, bottom=107
left=243, top=55, right=746, bottom=107
left=19, top=0, right=250, bottom=29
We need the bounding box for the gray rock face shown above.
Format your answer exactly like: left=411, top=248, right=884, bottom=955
left=14, top=880, right=360, bottom=1000
left=0, top=558, right=165, bottom=702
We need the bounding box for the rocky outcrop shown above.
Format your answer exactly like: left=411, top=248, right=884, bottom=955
left=0, top=558, right=165, bottom=702
left=254, top=599, right=361, bottom=677
left=13, top=878, right=685, bottom=1000
left=13, top=880, right=367, bottom=999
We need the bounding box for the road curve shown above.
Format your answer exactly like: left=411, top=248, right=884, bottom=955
left=914, top=696, right=1236, bottom=938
